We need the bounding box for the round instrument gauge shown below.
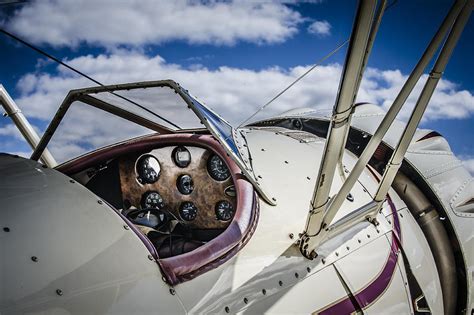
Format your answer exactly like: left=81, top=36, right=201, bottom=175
left=172, top=146, right=191, bottom=168
left=177, top=174, right=194, bottom=195
left=207, top=154, right=230, bottom=181
left=179, top=202, right=198, bottom=221
left=215, top=200, right=234, bottom=221
left=142, top=191, right=165, bottom=209
left=136, top=154, right=161, bottom=184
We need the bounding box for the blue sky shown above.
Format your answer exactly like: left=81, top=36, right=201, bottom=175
left=0, top=0, right=473, bottom=169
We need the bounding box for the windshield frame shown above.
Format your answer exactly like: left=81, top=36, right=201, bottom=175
left=31, top=80, right=198, bottom=162
left=30, top=79, right=275, bottom=204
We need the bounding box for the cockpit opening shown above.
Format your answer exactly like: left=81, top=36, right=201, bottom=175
left=58, top=133, right=258, bottom=285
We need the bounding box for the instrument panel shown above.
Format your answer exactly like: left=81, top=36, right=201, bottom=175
left=118, top=145, right=236, bottom=229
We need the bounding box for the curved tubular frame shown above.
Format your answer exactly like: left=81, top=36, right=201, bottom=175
left=58, top=133, right=259, bottom=285
left=31, top=80, right=192, bottom=162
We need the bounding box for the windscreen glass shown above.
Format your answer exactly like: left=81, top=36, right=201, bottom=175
left=92, top=85, right=201, bottom=130
left=189, top=95, right=238, bottom=155
left=45, top=85, right=202, bottom=163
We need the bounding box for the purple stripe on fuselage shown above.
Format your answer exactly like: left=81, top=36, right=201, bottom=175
left=319, top=196, right=400, bottom=314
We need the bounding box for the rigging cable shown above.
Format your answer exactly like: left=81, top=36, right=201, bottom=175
left=239, top=0, right=398, bottom=127
left=238, top=39, right=349, bottom=127
left=0, top=28, right=181, bottom=129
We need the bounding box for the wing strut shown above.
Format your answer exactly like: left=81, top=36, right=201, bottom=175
left=300, top=0, right=472, bottom=259
left=0, top=85, right=57, bottom=167
left=371, top=0, right=473, bottom=212
left=300, top=0, right=380, bottom=259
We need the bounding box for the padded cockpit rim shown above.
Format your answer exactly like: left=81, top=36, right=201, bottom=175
left=175, top=192, right=259, bottom=284
left=57, top=133, right=258, bottom=285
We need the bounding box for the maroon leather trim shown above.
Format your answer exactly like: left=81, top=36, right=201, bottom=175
left=58, top=133, right=207, bottom=175
left=161, top=178, right=257, bottom=285
left=175, top=191, right=259, bottom=284
left=59, top=133, right=258, bottom=285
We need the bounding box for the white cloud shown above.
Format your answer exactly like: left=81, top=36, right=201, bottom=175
left=359, top=68, right=474, bottom=122
left=4, top=0, right=304, bottom=47
left=0, top=124, right=24, bottom=139
left=307, top=20, right=331, bottom=36
left=7, top=51, right=474, bottom=162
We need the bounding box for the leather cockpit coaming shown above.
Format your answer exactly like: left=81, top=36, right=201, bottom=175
left=58, top=133, right=258, bottom=285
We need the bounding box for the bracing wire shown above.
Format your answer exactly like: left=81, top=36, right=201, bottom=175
left=0, top=28, right=181, bottom=129
left=238, top=39, right=349, bottom=127
left=238, top=0, right=398, bottom=128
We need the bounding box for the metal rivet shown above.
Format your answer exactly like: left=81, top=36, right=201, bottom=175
left=225, top=306, right=230, bottom=313
left=3, top=227, right=10, bottom=232
left=262, top=289, right=266, bottom=295
left=284, top=161, right=289, bottom=164
left=346, top=246, right=350, bottom=250
left=123, top=225, right=130, bottom=230
left=56, top=289, right=63, bottom=296
left=295, top=273, right=299, bottom=278
left=243, top=297, right=249, bottom=304
left=169, top=288, right=176, bottom=295
left=147, top=255, right=154, bottom=261
left=272, top=197, right=277, bottom=201
left=97, top=200, right=103, bottom=204
left=367, top=234, right=371, bottom=238
left=335, top=252, right=339, bottom=257
left=279, top=280, right=283, bottom=286
left=307, top=267, right=311, bottom=273
left=31, top=256, right=38, bottom=262
left=400, top=213, right=403, bottom=218
left=258, top=175, right=262, bottom=179
left=306, top=176, right=311, bottom=180
left=358, top=239, right=361, bottom=243
left=261, top=148, right=265, bottom=151
left=321, top=259, right=326, bottom=264
left=289, top=233, right=294, bottom=239
left=69, top=179, right=75, bottom=183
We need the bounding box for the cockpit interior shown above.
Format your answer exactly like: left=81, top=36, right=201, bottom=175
left=58, top=133, right=258, bottom=283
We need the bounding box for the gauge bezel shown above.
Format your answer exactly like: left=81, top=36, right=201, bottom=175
left=215, top=200, right=234, bottom=221
left=179, top=201, right=198, bottom=221
left=135, top=153, right=161, bottom=184
left=207, top=154, right=231, bottom=181
left=172, top=146, right=191, bottom=168
left=177, top=174, right=194, bottom=195
left=141, top=190, right=165, bottom=209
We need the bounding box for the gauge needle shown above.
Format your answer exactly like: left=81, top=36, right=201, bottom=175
left=147, top=211, right=150, bottom=220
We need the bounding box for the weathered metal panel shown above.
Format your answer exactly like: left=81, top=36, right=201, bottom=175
left=0, top=154, right=184, bottom=314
